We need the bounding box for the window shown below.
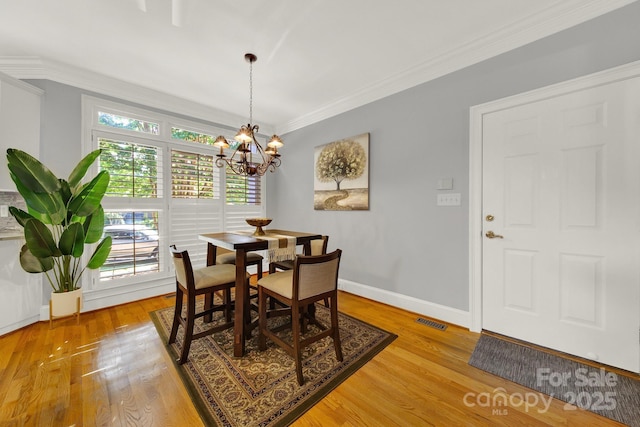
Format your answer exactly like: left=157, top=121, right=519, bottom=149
left=98, top=111, right=159, bottom=134
left=84, top=99, right=265, bottom=290
left=97, top=135, right=163, bottom=281
left=100, top=212, right=160, bottom=280
left=171, top=127, right=215, bottom=145
left=99, top=138, right=162, bottom=198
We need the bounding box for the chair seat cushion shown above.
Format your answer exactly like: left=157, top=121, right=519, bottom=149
left=194, top=264, right=244, bottom=289
left=257, top=270, right=294, bottom=299
left=216, top=252, right=264, bottom=265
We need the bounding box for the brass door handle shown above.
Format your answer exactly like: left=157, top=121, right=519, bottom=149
left=485, top=231, right=504, bottom=239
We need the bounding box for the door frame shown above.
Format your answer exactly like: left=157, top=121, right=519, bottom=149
left=468, top=59, right=640, bottom=333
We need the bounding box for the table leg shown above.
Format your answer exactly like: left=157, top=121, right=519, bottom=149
left=204, top=243, right=218, bottom=323
left=206, top=242, right=218, bottom=266
left=233, top=248, right=248, bottom=357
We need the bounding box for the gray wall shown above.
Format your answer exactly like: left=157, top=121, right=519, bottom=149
left=268, top=1, right=640, bottom=312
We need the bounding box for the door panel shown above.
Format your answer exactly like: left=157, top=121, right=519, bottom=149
left=482, top=77, right=640, bottom=373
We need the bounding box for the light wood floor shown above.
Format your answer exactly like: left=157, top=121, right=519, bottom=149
left=0, top=287, right=631, bottom=426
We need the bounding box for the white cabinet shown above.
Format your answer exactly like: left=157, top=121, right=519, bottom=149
left=0, top=238, right=42, bottom=335
left=0, top=72, right=42, bottom=191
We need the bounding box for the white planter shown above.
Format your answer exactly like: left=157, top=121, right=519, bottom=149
left=49, top=288, right=82, bottom=326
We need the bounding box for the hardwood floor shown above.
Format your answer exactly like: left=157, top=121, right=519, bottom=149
left=0, top=288, right=629, bottom=426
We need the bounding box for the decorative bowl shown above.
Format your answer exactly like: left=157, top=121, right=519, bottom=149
left=246, top=218, right=272, bottom=236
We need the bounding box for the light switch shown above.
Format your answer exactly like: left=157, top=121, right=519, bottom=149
left=0, top=205, right=8, bottom=217
left=437, top=193, right=461, bottom=206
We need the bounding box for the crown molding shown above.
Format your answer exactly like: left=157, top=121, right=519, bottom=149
left=0, top=0, right=635, bottom=136
left=276, top=0, right=638, bottom=134
left=0, top=56, right=270, bottom=133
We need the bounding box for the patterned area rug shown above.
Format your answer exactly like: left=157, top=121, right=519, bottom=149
left=469, top=334, right=640, bottom=427
left=150, top=302, right=396, bottom=426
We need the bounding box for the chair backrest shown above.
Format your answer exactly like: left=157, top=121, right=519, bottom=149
left=293, top=249, right=341, bottom=300
left=309, top=235, right=329, bottom=256
left=170, top=245, right=195, bottom=290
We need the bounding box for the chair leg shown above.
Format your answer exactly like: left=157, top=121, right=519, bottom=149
left=224, top=287, right=233, bottom=322
left=258, top=287, right=267, bottom=351
left=301, top=305, right=309, bottom=334
left=168, top=287, right=183, bottom=344
left=257, top=262, right=263, bottom=280
left=178, top=292, right=197, bottom=364
left=204, top=292, right=213, bottom=323
left=292, top=302, right=304, bottom=385
left=331, top=295, right=343, bottom=362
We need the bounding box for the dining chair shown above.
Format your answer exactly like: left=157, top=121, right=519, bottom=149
left=269, top=235, right=330, bottom=308
left=216, top=247, right=264, bottom=280
left=257, top=249, right=343, bottom=385
left=268, top=235, right=328, bottom=274
left=168, top=245, right=246, bottom=364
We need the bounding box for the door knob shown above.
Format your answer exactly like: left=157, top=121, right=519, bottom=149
left=485, top=231, right=504, bottom=239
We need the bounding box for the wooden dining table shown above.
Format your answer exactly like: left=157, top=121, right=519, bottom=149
left=199, top=229, right=322, bottom=357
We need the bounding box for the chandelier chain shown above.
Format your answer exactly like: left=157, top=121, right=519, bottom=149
left=249, top=58, right=253, bottom=125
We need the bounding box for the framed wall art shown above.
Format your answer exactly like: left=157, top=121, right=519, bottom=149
left=314, top=132, right=369, bottom=210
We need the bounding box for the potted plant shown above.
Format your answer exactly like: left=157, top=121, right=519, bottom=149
left=6, top=148, right=112, bottom=319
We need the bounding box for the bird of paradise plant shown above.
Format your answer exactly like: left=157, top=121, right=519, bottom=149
left=6, top=148, right=112, bottom=292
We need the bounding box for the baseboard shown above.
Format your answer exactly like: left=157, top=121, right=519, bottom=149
left=39, top=279, right=175, bottom=321
left=32, top=275, right=471, bottom=329
left=338, top=278, right=471, bottom=328
left=0, top=315, right=40, bottom=336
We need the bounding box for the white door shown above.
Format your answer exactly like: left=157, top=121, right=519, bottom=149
left=482, top=77, right=640, bottom=373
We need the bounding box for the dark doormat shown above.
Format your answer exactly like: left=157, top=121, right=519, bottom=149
left=469, top=333, right=640, bottom=427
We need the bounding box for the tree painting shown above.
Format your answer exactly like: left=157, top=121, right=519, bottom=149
left=315, top=138, right=366, bottom=190
left=314, top=133, right=369, bottom=210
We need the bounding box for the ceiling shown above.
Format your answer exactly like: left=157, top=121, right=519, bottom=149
left=0, top=0, right=635, bottom=133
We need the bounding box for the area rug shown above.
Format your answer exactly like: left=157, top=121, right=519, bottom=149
left=150, top=302, right=396, bottom=426
left=469, top=334, right=640, bottom=427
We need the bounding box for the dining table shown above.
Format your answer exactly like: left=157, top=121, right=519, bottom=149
left=198, top=229, right=322, bottom=357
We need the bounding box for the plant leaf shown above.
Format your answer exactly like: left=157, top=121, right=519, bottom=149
left=68, top=149, right=102, bottom=190
left=84, top=205, right=105, bottom=244
left=59, top=179, right=72, bottom=206
left=26, top=204, right=52, bottom=225
left=19, top=244, right=53, bottom=273
left=87, top=236, right=112, bottom=269
left=10, top=171, right=66, bottom=223
left=24, top=218, right=62, bottom=258
left=6, top=149, right=61, bottom=193
left=68, top=170, right=110, bottom=218
left=59, top=222, right=85, bottom=257
left=9, top=207, right=34, bottom=228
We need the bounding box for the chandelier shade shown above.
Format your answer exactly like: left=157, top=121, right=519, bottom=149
left=214, top=53, right=283, bottom=176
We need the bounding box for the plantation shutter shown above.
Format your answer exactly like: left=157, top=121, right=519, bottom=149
left=171, top=149, right=216, bottom=198
left=169, top=149, right=221, bottom=265
left=226, top=167, right=261, bottom=205
left=99, top=138, right=162, bottom=198
left=224, top=167, right=263, bottom=231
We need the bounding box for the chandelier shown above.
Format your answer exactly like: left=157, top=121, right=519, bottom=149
left=213, top=53, right=283, bottom=176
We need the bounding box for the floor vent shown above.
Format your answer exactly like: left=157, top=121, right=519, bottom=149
left=416, top=317, right=447, bottom=331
